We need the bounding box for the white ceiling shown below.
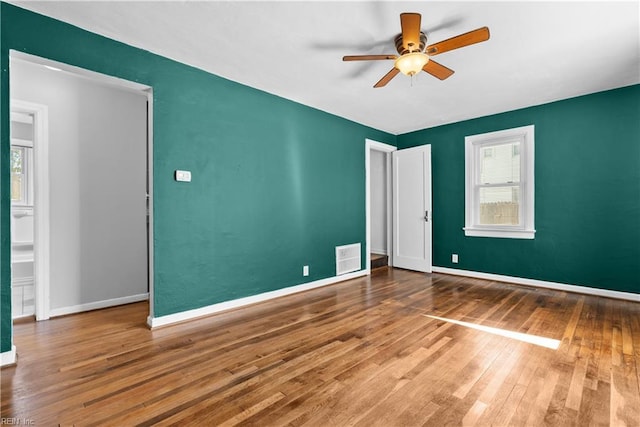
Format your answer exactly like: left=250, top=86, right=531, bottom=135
left=9, top=1, right=640, bottom=135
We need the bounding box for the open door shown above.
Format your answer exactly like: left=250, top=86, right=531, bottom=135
left=392, top=145, right=432, bottom=272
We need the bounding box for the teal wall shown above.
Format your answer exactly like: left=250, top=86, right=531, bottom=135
left=2, top=3, right=638, bottom=356
left=0, top=3, right=394, bottom=352
left=398, top=85, right=640, bottom=294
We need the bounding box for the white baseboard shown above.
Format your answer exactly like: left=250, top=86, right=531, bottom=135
left=49, top=293, right=149, bottom=318
left=371, top=248, right=388, bottom=255
left=432, top=267, right=640, bottom=302
left=1, top=345, right=17, bottom=367
left=148, top=270, right=368, bottom=328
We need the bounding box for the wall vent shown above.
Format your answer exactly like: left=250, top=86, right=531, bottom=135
left=336, top=243, right=361, bottom=276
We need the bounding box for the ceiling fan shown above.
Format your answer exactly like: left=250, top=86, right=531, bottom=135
left=343, top=13, right=490, bottom=88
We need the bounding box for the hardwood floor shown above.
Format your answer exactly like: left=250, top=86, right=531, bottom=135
left=2, top=269, right=639, bottom=426
left=370, top=253, right=389, bottom=270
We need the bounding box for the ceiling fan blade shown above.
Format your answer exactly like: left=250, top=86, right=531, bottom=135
left=422, top=60, right=455, bottom=80
left=400, top=12, right=422, bottom=52
left=374, top=68, right=400, bottom=88
left=426, top=27, right=490, bottom=56
left=343, top=55, right=397, bottom=61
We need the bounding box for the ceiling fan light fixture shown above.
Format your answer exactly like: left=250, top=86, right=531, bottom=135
left=395, top=52, right=429, bottom=76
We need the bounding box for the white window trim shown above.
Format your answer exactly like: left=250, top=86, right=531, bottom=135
left=464, top=125, right=535, bottom=239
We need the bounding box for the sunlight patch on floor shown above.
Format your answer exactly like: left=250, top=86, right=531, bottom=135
left=424, top=314, right=560, bottom=350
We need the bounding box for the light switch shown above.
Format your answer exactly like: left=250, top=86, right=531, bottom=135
left=175, top=170, right=191, bottom=182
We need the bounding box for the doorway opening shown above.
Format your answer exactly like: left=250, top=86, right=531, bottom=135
left=9, top=51, right=154, bottom=327
left=9, top=102, right=47, bottom=321
left=365, top=139, right=396, bottom=273
left=366, top=139, right=433, bottom=275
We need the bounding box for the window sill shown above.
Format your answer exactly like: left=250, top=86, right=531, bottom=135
left=463, top=227, right=535, bottom=239
left=11, top=206, right=33, bottom=218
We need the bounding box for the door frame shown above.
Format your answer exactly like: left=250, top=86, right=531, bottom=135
left=10, top=99, right=50, bottom=320
left=9, top=51, right=154, bottom=322
left=365, top=139, right=396, bottom=274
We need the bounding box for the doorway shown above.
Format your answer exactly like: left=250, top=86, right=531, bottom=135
left=366, top=139, right=433, bottom=274
left=10, top=107, right=36, bottom=319
left=9, top=51, right=154, bottom=322
left=365, top=139, right=395, bottom=272
left=370, top=148, right=389, bottom=270
left=9, top=102, right=48, bottom=321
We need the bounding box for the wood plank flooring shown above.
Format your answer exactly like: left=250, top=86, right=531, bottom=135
left=2, top=269, right=639, bottom=426
left=370, top=253, right=388, bottom=270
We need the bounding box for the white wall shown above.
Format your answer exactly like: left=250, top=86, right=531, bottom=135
left=10, top=59, right=148, bottom=312
left=370, top=150, right=387, bottom=254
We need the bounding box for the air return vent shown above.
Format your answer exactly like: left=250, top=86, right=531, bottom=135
left=336, top=243, right=361, bottom=276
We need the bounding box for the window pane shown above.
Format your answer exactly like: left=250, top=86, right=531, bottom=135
left=479, top=141, right=520, bottom=184
left=10, top=148, right=25, bottom=202
left=479, top=186, right=520, bottom=225
left=10, top=148, right=23, bottom=173
left=11, top=174, right=23, bottom=201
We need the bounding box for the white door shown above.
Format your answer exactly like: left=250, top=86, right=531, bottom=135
left=392, top=145, right=432, bottom=272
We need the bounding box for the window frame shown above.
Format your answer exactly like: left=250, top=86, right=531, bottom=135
left=464, top=125, right=535, bottom=239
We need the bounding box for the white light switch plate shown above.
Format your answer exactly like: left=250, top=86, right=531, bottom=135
left=175, top=170, right=191, bottom=182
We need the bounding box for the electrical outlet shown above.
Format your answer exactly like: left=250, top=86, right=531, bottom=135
left=303, top=265, right=309, bottom=276
left=452, top=254, right=459, bottom=264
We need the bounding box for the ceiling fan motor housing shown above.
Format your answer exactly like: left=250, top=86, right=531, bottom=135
left=394, top=32, right=428, bottom=55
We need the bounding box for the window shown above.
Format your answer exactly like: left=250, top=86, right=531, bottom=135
left=11, top=110, right=35, bottom=207
left=11, top=146, right=27, bottom=204
left=10, top=145, right=33, bottom=206
left=464, top=125, right=535, bottom=239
